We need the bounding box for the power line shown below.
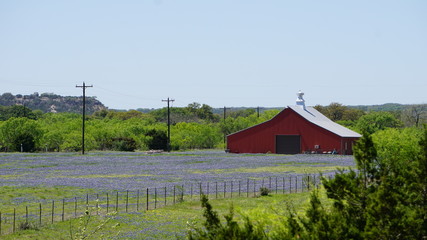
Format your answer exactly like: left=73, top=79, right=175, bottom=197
left=76, top=82, right=93, bottom=155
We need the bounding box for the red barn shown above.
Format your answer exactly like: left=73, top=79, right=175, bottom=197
left=226, top=91, right=361, bottom=155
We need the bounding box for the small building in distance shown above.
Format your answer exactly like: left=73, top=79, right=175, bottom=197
left=226, top=91, right=361, bottom=155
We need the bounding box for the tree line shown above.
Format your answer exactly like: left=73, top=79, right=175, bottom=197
left=0, top=102, right=425, bottom=152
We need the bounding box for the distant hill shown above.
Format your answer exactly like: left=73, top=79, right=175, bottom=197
left=0, top=92, right=106, bottom=114
left=1, top=92, right=424, bottom=115
left=348, top=103, right=426, bottom=112
left=210, top=103, right=427, bottom=115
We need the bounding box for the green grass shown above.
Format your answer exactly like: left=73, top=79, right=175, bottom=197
left=190, top=165, right=339, bottom=175
left=1, top=190, right=320, bottom=239
left=0, top=186, right=97, bottom=209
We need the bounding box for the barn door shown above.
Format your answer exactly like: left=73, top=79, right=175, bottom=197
left=276, top=135, right=301, bottom=154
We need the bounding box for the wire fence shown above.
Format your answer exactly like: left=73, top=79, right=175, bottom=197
left=0, top=174, right=325, bottom=236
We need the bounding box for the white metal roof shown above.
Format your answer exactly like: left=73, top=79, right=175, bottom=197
left=289, top=105, right=362, bottom=138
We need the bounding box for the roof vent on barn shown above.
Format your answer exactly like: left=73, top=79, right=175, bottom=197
left=296, top=90, right=306, bottom=110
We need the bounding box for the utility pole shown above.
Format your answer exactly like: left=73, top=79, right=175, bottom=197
left=162, top=97, right=174, bottom=152
left=76, top=82, right=93, bottom=155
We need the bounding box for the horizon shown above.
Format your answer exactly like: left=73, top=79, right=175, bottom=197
left=1, top=1, right=426, bottom=109
left=1, top=91, right=424, bottom=111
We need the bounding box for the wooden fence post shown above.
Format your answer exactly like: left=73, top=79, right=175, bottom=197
left=13, top=208, right=15, bottom=233
left=164, top=187, right=167, bottom=206
left=137, top=190, right=140, bottom=211
left=96, top=194, right=99, bottom=215
left=26, top=206, right=28, bottom=224
left=115, top=192, right=119, bottom=212
left=39, top=203, right=42, bottom=226
left=106, top=193, right=109, bottom=214
left=74, top=197, right=77, bottom=217
left=51, top=200, right=54, bottom=224
left=126, top=190, right=129, bottom=213
left=173, top=186, right=176, bottom=204
left=146, top=188, right=149, bottom=211
left=62, top=199, right=65, bottom=221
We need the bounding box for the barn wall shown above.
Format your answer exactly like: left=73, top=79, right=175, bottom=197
left=227, top=108, right=357, bottom=155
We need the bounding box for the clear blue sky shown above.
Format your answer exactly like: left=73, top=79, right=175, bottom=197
left=1, top=1, right=426, bottom=109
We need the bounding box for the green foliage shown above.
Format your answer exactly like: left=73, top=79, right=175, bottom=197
left=372, top=127, right=422, bottom=166
left=0, top=105, right=38, bottom=120
left=109, top=137, right=137, bottom=151
left=172, top=122, right=222, bottom=150
left=69, top=207, right=118, bottom=240
left=187, top=195, right=266, bottom=240
left=145, top=129, right=168, bottom=150
left=18, top=221, right=39, bottom=231
left=281, top=129, right=427, bottom=239
left=0, top=117, right=43, bottom=152
left=186, top=102, right=219, bottom=122
left=355, top=111, right=403, bottom=134
left=259, top=187, right=270, bottom=196
left=314, top=102, right=365, bottom=122
left=185, top=128, right=427, bottom=239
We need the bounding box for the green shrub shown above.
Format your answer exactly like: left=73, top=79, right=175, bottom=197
left=187, top=195, right=266, bottom=240
left=259, top=187, right=270, bottom=196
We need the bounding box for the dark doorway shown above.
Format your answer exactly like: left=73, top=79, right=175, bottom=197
left=276, top=135, right=301, bottom=154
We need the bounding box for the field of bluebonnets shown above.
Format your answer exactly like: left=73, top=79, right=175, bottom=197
left=0, top=151, right=355, bottom=191
left=0, top=151, right=356, bottom=238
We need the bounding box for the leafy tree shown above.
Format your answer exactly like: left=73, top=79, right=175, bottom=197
left=171, top=122, right=222, bottom=150
left=109, top=137, right=137, bottom=151
left=104, top=110, right=153, bottom=121
left=0, top=117, right=43, bottom=152
left=0, top=105, right=38, bottom=120
left=145, top=129, right=167, bottom=150
left=227, top=109, right=256, bottom=119
left=355, top=111, right=403, bottom=134
left=38, top=113, right=80, bottom=151
left=314, top=103, right=364, bottom=122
